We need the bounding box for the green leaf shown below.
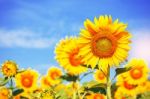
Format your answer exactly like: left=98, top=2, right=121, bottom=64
left=0, top=77, right=9, bottom=86
left=82, top=80, right=106, bottom=94
left=13, top=89, right=24, bottom=96
left=115, top=67, right=131, bottom=76
left=55, top=90, right=67, bottom=99
left=61, top=74, right=79, bottom=82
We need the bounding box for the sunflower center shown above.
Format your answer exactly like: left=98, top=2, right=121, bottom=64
left=50, top=72, right=60, bottom=80
left=22, top=77, right=33, bottom=88
left=43, top=78, right=51, bottom=86
left=91, top=34, right=117, bottom=58
left=93, top=94, right=104, bottom=99
left=130, top=68, right=143, bottom=79
left=98, top=73, right=105, bottom=80
left=123, top=81, right=135, bottom=90
left=69, top=48, right=82, bottom=66
left=96, top=38, right=112, bottom=52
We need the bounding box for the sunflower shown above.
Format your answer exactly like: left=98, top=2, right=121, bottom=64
left=55, top=37, right=87, bottom=75
left=15, top=69, right=38, bottom=92
left=78, top=15, right=131, bottom=70
left=86, top=93, right=106, bottom=99
left=1, top=60, right=18, bottom=77
left=0, top=87, right=11, bottom=99
left=114, top=88, right=137, bottom=99
left=124, top=59, right=149, bottom=85
left=47, top=67, right=62, bottom=85
left=116, top=74, right=138, bottom=96
left=40, top=76, right=51, bottom=89
left=94, top=70, right=106, bottom=83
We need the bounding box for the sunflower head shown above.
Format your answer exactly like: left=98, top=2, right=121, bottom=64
left=40, top=76, right=51, bottom=89
left=0, top=87, right=11, bottom=99
left=55, top=37, right=87, bottom=75
left=15, top=69, right=39, bottom=92
left=124, top=59, right=149, bottom=84
left=94, top=70, right=106, bottom=83
left=116, top=74, right=138, bottom=96
left=79, top=15, right=131, bottom=69
left=1, top=60, right=18, bottom=77
left=47, top=67, right=62, bottom=85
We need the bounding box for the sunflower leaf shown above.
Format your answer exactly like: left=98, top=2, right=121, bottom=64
left=0, top=77, right=9, bottom=86
left=115, top=67, right=131, bottom=76
left=60, top=74, right=79, bottom=82
left=13, top=89, right=24, bottom=96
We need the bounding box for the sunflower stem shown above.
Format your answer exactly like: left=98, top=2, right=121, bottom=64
left=106, top=66, right=112, bottom=99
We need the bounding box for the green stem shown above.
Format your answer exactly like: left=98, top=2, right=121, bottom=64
left=106, top=66, right=112, bottom=99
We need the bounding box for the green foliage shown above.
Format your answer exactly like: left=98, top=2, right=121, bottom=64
left=115, top=67, right=131, bottom=76
left=61, top=74, right=79, bottom=82
left=0, top=77, right=9, bottom=86
left=12, top=89, right=24, bottom=96
left=82, top=80, right=106, bottom=94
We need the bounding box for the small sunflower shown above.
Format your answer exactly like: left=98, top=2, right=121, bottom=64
left=1, top=60, right=18, bottom=77
left=114, top=88, right=137, bottom=99
left=47, top=67, right=62, bottom=85
left=86, top=93, right=106, bottom=99
left=0, top=87, right=11, bottom=99
left=116, top=75, right=138, bottom=96
left=55, top=37, right=87, bottom=75
left=40, top=76, right=51, bottom=89
left=15, top=69, right=38, bottom=92
left=78, top=15, right=131, bottom=70
left=124, top=59, right=149, bottom=85
left=94, top=70, right=106, bottom=83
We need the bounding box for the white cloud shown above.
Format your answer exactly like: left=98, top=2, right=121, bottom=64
left=0, top=29, right=57, bottom=48
left=129, top=28, right=150, bottom=65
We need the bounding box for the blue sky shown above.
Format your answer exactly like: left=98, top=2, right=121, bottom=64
left=0, top=0, right=150, bottom=76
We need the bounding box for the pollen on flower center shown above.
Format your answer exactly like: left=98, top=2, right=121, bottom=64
left=91, top=34, right=117, bottom=58
left=130, top=68, right=143, bottom=79
left=22, top=77, right=33, bottom=88
left=69, top=48, right=82, bottom=66
left=96, top=38, right=112, bottom=52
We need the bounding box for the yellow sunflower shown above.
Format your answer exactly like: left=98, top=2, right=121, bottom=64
left=114, top=88, right=137, bottom=99
left=78, top=15, right=131, bottom=70
left=0, top=87, right=11, bottom=99
left=86, top=93, right=106, bottom=99
left=124, top=59, right=149, bottom=85
left=116, top=74, right=138, bottom=96
left=15, top=69, right=38, bottom=92
left=47, top=67, right=62, bottom=85
left=94, top=70, right=106, bottom=83
left=1, top=60, right=18, bottom=77
left=55, top=37, right=87, bottom=75
left=40, top=76, right=51, bottom=89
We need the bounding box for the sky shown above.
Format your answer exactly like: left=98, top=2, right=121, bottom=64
left=0, top=0, right=150, bottom=77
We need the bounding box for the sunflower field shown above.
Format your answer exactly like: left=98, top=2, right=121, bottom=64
left=0, top=15, right=150, bottom=99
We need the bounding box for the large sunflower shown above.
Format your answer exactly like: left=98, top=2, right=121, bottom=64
left=124, top=59, right=149, bottom=85
left=15, top=69, right=38, bottom=92
left=78, top=15, right=131, bottom=70
left=55, top=37, right=87, bottom=75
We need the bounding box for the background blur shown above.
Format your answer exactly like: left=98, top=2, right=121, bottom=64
left=0, top=0, right=150, bottom=75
